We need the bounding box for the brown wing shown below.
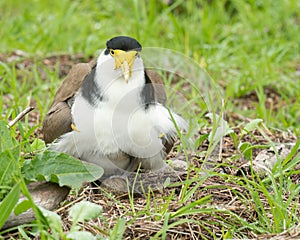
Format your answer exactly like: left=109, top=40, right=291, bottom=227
left=42, top=62, right=94, bottom=143
left=42, top=61, right=168, bottom=146
left=50, top=60, right=96, bottom=106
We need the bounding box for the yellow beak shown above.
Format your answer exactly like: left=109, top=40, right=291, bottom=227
left=111, top=50, right=137, bottom=83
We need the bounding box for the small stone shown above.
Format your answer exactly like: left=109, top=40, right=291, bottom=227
left=169, top=159, right=188, bottom=171
left=101, top=176, right=128, bottom=193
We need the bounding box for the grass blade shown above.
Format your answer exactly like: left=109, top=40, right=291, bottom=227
left=0, top=182, right=20, bottom=229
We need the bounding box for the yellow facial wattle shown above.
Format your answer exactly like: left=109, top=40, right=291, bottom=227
left=110, top=49, right=137, bottom=83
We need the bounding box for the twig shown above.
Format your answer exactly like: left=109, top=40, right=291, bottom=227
left=8, top=106, right=35, bottom=128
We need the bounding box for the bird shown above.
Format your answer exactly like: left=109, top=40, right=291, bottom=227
left=43, top=36, right=187, bottom=178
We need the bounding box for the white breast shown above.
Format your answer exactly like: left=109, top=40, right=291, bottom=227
left=50, top=56, right=187, bottom=173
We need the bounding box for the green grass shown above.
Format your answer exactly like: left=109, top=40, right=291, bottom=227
left=1, top=0, right=299, bottom=132
left=0, top=0, right=300, bottom=239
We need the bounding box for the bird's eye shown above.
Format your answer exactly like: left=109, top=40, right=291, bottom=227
left=110, top=50, right=115, bottom=56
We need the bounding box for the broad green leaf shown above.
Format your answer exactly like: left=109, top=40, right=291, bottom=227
left=30, top=138, right=46, bottom=151
left=0, top=182, right=20, bottom=229
left=14, top=200, right=31, bottom=216
left=69, top=201, right=102, bottom=224
left=242, top=118, right=263, bottom=134
left=22, top=150, right=104, bottom=189
left=0, top=120, right=13, bottom=151
left=39, top=206, right=63, bottom=234
left=66, top=231, right=96, bottom=240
